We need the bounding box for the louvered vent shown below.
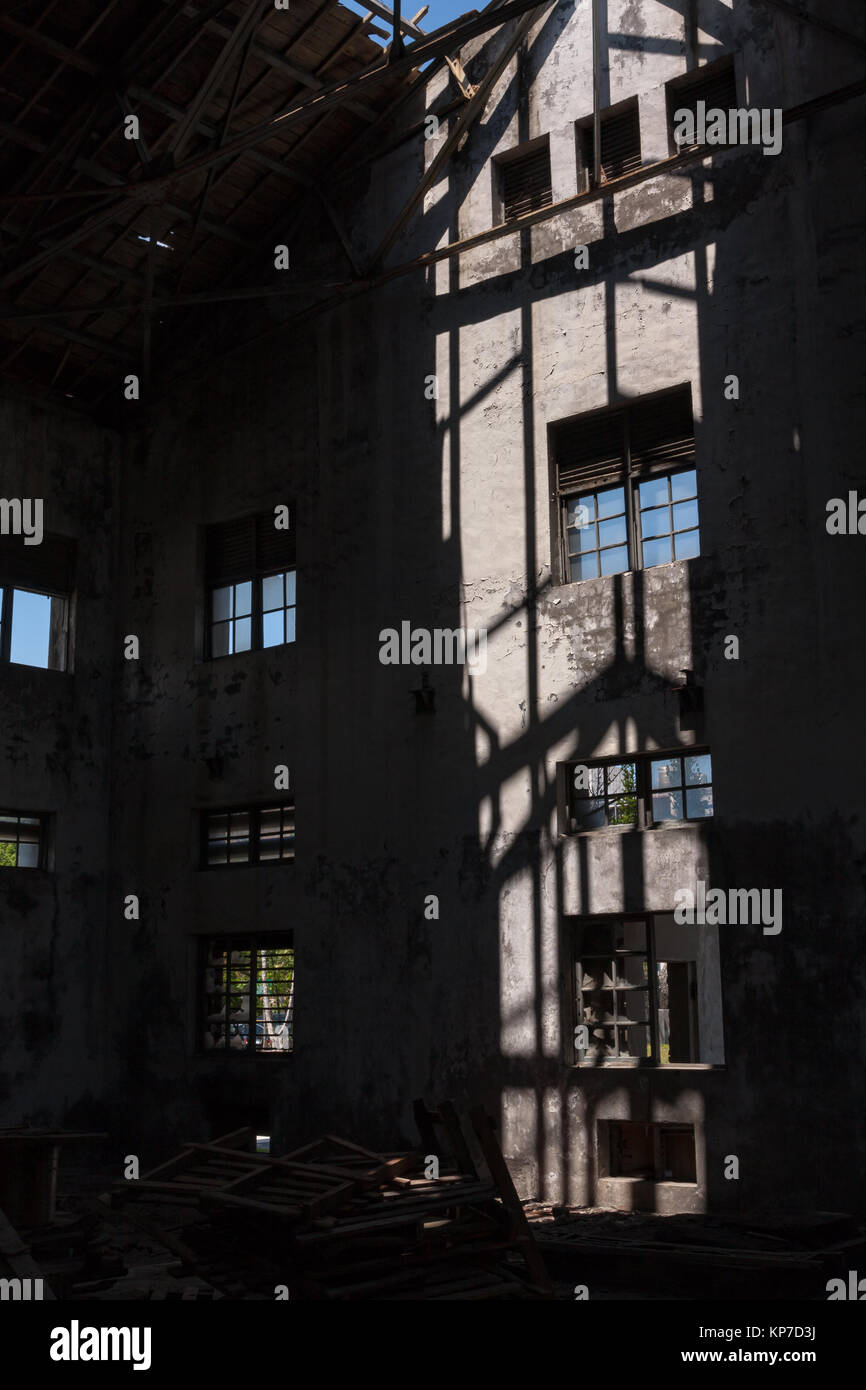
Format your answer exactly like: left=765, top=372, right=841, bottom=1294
left=668, top=57, right=738, bottom=149
left=206, top=516, right=256, bottom=585
left=256, top=512, right=295, bottom=570
left=629, top=387, right=695, bottom=473
left=0, top=532, right=75, bottom=591
left=553, top=387, right=694, bottom=494
left=500, top=142, right=552, bottom=222
left=206, top=512, right=294, bottom=585
left=581, top=102, right=642, bottom=185
left=553, top=409, right=626, bottom=494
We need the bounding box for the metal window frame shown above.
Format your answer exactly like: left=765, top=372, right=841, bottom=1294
left=563, top=748, right=713, bottom=833
left=0, top=809, right=48, bottom=869
left=570, top=755, right=640, bottom=830
left=201, top=800, right=295, bottom=869
left=634, top=467, right=700, bottom=571
left=199, top=932, right=294, bottom=1056
left=551, top=387, right=698, bottom=586
left=647, top=751, right=714, bottom=826
left=560, top=483, right=630, bottom=585
left=207, top=565, right=297, bottom=659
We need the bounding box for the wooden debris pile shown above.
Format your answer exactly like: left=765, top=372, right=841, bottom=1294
left=110, top=1100, right=553, bottom=1300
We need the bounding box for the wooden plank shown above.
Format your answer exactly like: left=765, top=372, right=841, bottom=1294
left=469, top=1106, right=553, bottom=1296
left=438, top=1100, right=478, bottom=1178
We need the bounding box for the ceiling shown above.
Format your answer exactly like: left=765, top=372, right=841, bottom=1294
left=0, top=0, right=424, bottom=412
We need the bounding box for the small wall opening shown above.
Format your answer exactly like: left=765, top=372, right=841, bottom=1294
left=600, top=1121, right=697, bottom=1184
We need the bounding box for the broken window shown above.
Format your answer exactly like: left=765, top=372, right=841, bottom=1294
left=202, top=935, right=294, bottom=1054
left=666, top=54, right=738, bottom=153
left=205, top=511, right=295, bottom=659
left=551, top=386, right=699, bottom=584
left=0, top=534, right=75, bottom=671
left=601, top=1121, right=697, bottom=1182
left=203, top=803, right=295, bottom=867
left=571, top=760, right=638, bottom=829
left=577, top=99, right=642, bottom=188
left=564, top=750, right=713, bottom=831
left=496, top=137, right=552, bottom=222
left=0, top=811, right=46, bottom=868
left=572, top=913, right=723, bottom=1065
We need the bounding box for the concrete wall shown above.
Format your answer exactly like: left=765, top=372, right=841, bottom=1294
left=0, top=389, right=121, bottom=1131
left=2, top=0, right=864, bottom=1219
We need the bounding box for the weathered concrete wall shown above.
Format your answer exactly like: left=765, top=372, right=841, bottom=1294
left=0, top=388, right=120, bottom=1130
left=96, top=0, right=866, bottom=1207
left=2, top=0, right=864, bottom=1228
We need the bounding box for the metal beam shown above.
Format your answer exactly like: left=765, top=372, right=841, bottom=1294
left=369, top=3, right=550, bottom=268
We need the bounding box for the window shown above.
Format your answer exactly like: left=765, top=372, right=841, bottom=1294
left=205, top=511, right=295, bottom=658
left=666, top=55, right=737, bottom=153
left=550, top=386, right=699, bottom=583
left=637, top=469, right=700, bottom=567
left=577, top=99, right=641, bottom=188
left=203, top=803, right=295, bottom=867
left=565, top=750, right=713, bottom=832
left=571, top=913, right=722, bottom=1065
left=600, top=1122, right=697, bottom=1182
left=571, top=761, right=638, bottom=829
left=496, top=137, right=552, bottom=222
left=0, top=534, right=74, bottom=671
left=202, top=935, right=294, bottom=1054
left=0, top=811, right=46, bottom=868
left=650, top=752, right=713, bottom=821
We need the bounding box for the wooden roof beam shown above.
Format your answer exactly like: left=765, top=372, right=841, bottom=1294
left=162, top=0, right=381, bottom=123
left=369, top=2, right=550, bottom=268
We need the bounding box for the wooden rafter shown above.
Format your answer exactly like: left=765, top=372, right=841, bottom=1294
left=369, top=2, right=551, bottom=269
left=168, top=0, right=269, bottom=163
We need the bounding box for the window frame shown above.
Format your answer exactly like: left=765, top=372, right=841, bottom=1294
left=549, top=386, right=699, bottom=587
left=570, top=913, right=702, bottom=1068
left=560, top=748, right=713, bottom=834
left=204, top=510, right=296, bottom=661
left=0, top=810, right=49, bottom=869
left=0, top=531, right=75, bottom=672
left=199, top=933, right=294, bottom=1057
left=201, top=801, right=295, bottom=869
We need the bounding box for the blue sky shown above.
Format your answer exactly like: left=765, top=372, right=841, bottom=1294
left=342, top=0, right=475, bottom=44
